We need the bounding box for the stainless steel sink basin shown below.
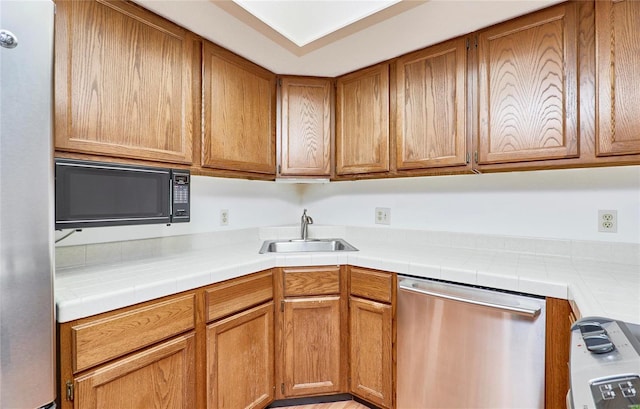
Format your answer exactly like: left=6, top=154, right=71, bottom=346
left=259, top=238, right=358, bottom=254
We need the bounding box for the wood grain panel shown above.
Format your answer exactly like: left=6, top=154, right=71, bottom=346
left=349, top=297, right=392, bottom=409
left=280, top=77, right=332, bottom=176
left=283, top=296, right=342, bottom=397
left=207, top=302, right=274, bottom=409
left=477, top=3, right=579, bottom=165
left=54, top=0, right=194, bottom=164
left=205, top=270, right=273, bottom=322
left=349, top=267, right=393, bottom=304
left=283, top=266, right=341, bottom=297
left=75, top=333, right=195, bottom=409
left=202, top=41, right=276, bottom=174
left=596, top=0, right=640, bottom=156
left=545, top=297, right=571, bottom=409
left=336, top=63, right=390, bottom=175
left=72, top=294, right=195, bottom=373
left=396, top=38, right=468, bottom=169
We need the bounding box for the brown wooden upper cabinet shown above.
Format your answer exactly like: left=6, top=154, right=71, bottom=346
left=202, top=42, right=277, bottom=175
left=54, top=0, right=195, bottom=165
left=476, top=2, right=579, bottom=166
left=336, top=63, right=390, bottom=175
left=278, top=77, right=332, bottom=177
left=595, top=0, right=640, bottom=157
left=395, top=38, right=468, bottom=170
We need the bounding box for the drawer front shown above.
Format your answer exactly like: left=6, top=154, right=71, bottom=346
left=206, top=270, right=273, bottom=322
left=283, top=266, right=340, bottom=297
left=350, top=267, right=393, bottom=303
left=72, top=294, right=195, bottom=373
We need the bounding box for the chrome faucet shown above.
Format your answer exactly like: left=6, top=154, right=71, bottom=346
left=300, top=209, right=313, bottom=240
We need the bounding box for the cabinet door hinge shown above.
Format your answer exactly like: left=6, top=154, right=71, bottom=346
left=280, top=300, right=285, bottom=312
left=66, top=380, right=74, bottom=401
left=281, top=383, right=285, bottom=394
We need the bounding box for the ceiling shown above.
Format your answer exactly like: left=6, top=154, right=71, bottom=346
left=133, top=0, right=563, bottom=77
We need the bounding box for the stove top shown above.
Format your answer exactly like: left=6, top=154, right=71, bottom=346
left=569, top=317, right=640, bottom=409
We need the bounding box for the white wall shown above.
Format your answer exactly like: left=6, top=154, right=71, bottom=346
left=57, top=166, right=640, bottom=246
left=303, top=166, right=640, bottom=243
left=56, top=176, right=303, bottom=246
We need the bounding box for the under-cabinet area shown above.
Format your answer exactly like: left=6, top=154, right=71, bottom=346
left=57, top=263, right=573, bottom=409
left=52, top=0, right=640, bottom=181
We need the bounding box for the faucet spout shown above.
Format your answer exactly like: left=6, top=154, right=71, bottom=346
left=300, top=209, right=314, bottom=240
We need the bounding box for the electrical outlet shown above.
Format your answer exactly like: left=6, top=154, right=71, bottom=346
left=375, top=207, right=391, bottom=225
left=598, top=210, right=617, bottom=233
left=220, top=209, right=229, bottom=226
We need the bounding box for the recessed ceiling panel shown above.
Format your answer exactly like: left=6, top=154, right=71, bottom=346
left=133, top=0, right=565, bottom=76
left=232, top=0, right=401, bottom=47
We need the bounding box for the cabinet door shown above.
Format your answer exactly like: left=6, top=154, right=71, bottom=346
left=396, top=39, right=467, bottom=170
left=477, top=3, right=578, bottom=165
left=349, top=297, right=392, bottom=409
left=282, top=296, right=341, bottom=397
left=336, top=64, right=390, bottom=175
left=202, top=42, right=276, bottom=174
left=74, top=333, right=195, bottom=409
left=595, top=0, right=640, bottom=156
left=207, top=302, right=274, bottom=409
left=54, top=0, right=194, bottom=164
left=279, top=77, right=331, bottom=177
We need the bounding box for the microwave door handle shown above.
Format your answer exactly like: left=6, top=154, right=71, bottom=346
left=169, top=176, right=173, bottom=220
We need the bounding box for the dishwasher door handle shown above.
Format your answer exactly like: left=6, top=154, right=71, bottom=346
left=399, top=282, right=542, bottom=318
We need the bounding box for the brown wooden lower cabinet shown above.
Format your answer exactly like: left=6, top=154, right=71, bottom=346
left=282, top=296, right=342, bottom=397
left=74, top=332, right=196, bottom=409
left=349, top=296, right=393, bottom=409
left=206, top=302, right=274, bottom=409
left=58, top=267, right=572, bottom=409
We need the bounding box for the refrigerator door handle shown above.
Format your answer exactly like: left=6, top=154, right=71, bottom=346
left=0, top=29, right=18, bottom=48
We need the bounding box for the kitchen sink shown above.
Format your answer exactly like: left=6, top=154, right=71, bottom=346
left=259, top=238, right=358, bottom=254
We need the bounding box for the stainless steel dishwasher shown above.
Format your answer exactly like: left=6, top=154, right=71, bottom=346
left=397, top=276, right=546, bottom=409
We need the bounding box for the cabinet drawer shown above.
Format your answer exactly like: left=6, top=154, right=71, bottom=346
left=206, top=270, right=273, bottom=322
left=350, top=267, right=393, bottom=303
left=283, top=266, right=340, bottom=297
left=72, top=294, right=195, bottom=373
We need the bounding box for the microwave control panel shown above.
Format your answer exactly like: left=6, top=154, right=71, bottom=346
left=171, top=171, right=190, bottom=222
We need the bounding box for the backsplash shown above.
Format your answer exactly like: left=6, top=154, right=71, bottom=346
left=56, top=225, right=639, bottom=270
left=345, top=226, right=639, bottom=266
left=56, top=228, right=259, bottom=269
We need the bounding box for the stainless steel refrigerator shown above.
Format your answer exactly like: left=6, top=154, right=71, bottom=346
left=0, top=1, right=56, bottom=408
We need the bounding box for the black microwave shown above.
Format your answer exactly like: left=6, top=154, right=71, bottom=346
left=55, top=159, right=190, bottom=229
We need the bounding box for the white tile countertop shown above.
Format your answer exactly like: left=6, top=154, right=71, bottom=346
left=55, top=226, right=640, bottom=325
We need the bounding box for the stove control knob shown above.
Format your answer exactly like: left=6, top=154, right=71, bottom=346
left=583, top=333, right=615, bottom=354
left=578, top=322, right=606, bottom=336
